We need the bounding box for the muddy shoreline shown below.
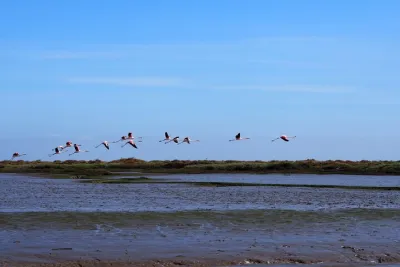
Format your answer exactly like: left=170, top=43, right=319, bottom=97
left=2, top=209, right=399, bottom=266
left=2, top=243, right=400, bottom=267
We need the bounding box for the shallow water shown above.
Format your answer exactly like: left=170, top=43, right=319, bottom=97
left=141, top=173, right=400, bottom=187
left=0, top=174, right=399, bottom=212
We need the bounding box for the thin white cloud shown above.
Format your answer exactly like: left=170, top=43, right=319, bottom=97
left=67, top=77, right=189, bottom=87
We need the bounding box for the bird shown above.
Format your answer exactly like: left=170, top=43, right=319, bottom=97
left=159, top=132, right=171, bottom=142
left=111, top=136, right=128, bottom=143
left=165, top=136, right=179, bottom=144
left=95, top=141, right=110, bottom=150
left=52, top=145, right=64, bottom=151
left=63, top=141, right=73, bottom=150
left=11, top=152, right=26, bottom=160
left=229, top=133, right=250, bottom=142
left=271, top=135, right=296, bottom=142
left=112, top=133, right=142, bottom=143
left=178, top=137, right=200, bottom=145
left=127, top=132, right=142, bottom=141
left=69, top=144, right=89, bottom=156
left=122, top=140, right=138, bottom=149
left=49, top=146, right=64, bottom=157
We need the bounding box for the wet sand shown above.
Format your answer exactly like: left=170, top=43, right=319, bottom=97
left=1, top=174, right=399, bottom=266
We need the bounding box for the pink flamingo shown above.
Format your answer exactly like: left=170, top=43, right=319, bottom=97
left=11, top=152, right=26, bottom=160
left=165, top=136, right=179, bottom=144
left=95, top=141, right=110, bottom=150
left=69, top=144, right=89, bottom=156
left=178, top=137, right=200, bottom=145
left=122, top=140, right=138, bottom=149
left=229, top=133, right=250, bottom=142
left=271, top=135, right=296, bottom=142
left=49, top=146, right=64, bottom=157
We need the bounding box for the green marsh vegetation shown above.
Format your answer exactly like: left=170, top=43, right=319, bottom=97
left=1, top=158, right=400, bottom=177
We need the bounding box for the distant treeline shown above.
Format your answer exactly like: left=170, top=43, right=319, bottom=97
left=1, top=158, right=400, bottom=177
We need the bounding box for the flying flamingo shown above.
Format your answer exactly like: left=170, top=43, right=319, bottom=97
left=69, top=144, right=89, bottom=156
left=178, top=137, right=200, bottom=145
left=95, top=141, right=110, bottom=150
left=49, top=146, right=64, bottom=157
left=11, top=152, right=26, bottom=160
left=159, top=132, right=171, bottom=142
left=112, top=133, right=142, bottom=143
left=271, top=135, right=296, bottom=142
left=165, top=136, right=179, bottom=144
left=229, top=133, right=250, bottom=142
left=111, top=136, right=128, bottom=143
left=127, top=132, right=142, bottom=141
left=63, top=141, right=73, bottom=150
left=122, top=140, right=138, bottom=149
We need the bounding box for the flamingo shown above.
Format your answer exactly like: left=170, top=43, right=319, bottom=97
left=11, top=152, right=26, bottom=160
left=111, top=136, right=128, bottom=143
left=49, top=146, right=64, bottom=157
left=229, top=133, right=250, bottom=142
left=127, top=132, right=143, bottom=141
left=271, top=135, right=296, bottom=142
left=69, top=144, right=89, bottom=156
left=52, top=145, right=64, bottom=151
left=159, top=132, right=171, bottom=142
left=63, top=141, right=73, bottom=150
left=122, top=140, right=138, bottom=149
left=178, top=137, right=200, bottom=145
left=165, top=136, right=179, bottom=144
left=112, top=133, right=142, bottom=143
left=95, top=141, right=110, bottom=150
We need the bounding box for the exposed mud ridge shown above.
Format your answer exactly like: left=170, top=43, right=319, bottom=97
left=2, top=248, right=400, bottom=267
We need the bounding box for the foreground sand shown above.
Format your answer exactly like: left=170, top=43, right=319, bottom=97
left=2, top=243, right=400, bottom=267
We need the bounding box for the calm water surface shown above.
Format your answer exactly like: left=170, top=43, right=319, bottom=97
left=0, top=174, right=399, bottom=212
left=142, top=173, right=400, bottom=187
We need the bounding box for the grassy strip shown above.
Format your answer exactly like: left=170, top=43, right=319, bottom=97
left=1, top=158, right=400, bottom=176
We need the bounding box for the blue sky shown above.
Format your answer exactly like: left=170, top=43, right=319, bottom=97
left=1, top=0, right=400, bottom=161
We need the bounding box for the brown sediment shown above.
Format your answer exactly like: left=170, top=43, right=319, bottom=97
left=2, top=245, right=400, bottom=267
